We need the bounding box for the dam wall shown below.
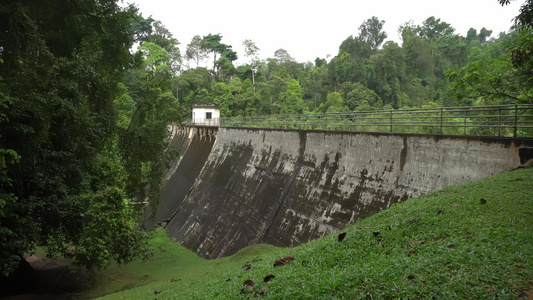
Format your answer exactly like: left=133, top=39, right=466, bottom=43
left=161, top=127, right=532, bottom=259
left=146, top=126, right=216, bottom=228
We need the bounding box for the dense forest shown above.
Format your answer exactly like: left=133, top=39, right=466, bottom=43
left=0, top=0, right=531, bottom=280
left=172, top=8, right=532, bottom=119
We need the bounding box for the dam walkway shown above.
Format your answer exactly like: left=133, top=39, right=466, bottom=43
left=185, top=104, right=533, bottom=138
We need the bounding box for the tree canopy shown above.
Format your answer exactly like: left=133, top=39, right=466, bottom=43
left=0, top=0, right=180, bottom=277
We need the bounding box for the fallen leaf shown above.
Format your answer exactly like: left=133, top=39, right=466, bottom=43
left=407, top=249, right=418, bottom=256
left=453, top=204, right=460, bottom=207
left=254, top=285, right=268, bottom=297
left=406, top=240, right=426, bottom=246
left=480, top=198, right=487, bottom=205
left=517, top=289, right=528, bottom=298
left=407, top=275, right=416, bottom=280
left=273, top=258, right=286, bottom=267
left=338, top=232, right=347, bottom=242
left=264, top=274, right=275, bottom=282
left=170, top=278, right=180, bottom=282
left=154, top=290, right=161, bottom=294
left=242, top=262, right=251, bottom=271
left=244, top=280, right=255, bottom=291
left=448, top=244, right=456, bottom=248
left=283, top=256, right=294, bottom=262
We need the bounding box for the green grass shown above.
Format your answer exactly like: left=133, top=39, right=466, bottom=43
left=88, top=169, right=533, bottom=299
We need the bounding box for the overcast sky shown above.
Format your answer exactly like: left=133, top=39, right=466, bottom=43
left=127, top=0, right=523, bottom=66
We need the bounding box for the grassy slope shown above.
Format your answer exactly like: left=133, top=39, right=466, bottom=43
left=89, top=169, right=533, bottom=299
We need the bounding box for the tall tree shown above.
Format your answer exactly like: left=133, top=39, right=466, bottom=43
left=203, top=33, right=225, bottom=71
left=185, top=35, right=208, bottom=68
left=0, top=0, right=150, bottom=277
left=358, top=16, right=388, bottom=51
left=369, top=41, right=405, bottom=107
left=119, top=40, right=181, bottom=203
left=280, top=79, right=305, bottom=114
left=274, top=49, right=293, bottom=64
left=243, top=39, right=261, bottom=66
left=243, top=39, right=261, bottom=88
left=417, top=17, right=454, bottom=43
left=202, top=34, right=236, bottom=73
left=144, top=20, right=181, bottom=75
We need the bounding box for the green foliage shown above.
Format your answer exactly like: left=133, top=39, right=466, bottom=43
left=114, top=83, right=136, bottom=129
left=212, top=82, right=233, bottom=116
left=73, top=187, right=149, bottom=269
left=139, top=42, right=171, bottom=74
left=203, top=33, right=237, bottom=72
left=339, top=82, right=381, bottom=111
left=358, top=16, right=387, bottom=51
left=185, top=35, right=208, bottom=68
left=0, top=148, right=33, bottom=277
left=142, top=20, right=181, bottom=75
left=280, top=79, right=305, bottom=114
left=0, top=0, right=173, bottom=276
left=315, top=92, right=346, bottom=113
left=446, top=53, right=530, bottom=105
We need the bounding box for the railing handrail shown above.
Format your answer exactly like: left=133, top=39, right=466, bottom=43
left=182, top=104, right=533, bottom=138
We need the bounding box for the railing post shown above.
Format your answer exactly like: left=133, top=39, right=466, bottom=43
left=390, top=110, right=393, bottom=133
left=464, top=110, right=467, bottom=135
left=440, top=108, right=443, bottom=135
left=411, top=112, right=414, bottom=133
left=498, top=108, right=502, bottom=137
left=514, top=104, right=518, bottom=138
left=435, top=111, right=439, bottom=134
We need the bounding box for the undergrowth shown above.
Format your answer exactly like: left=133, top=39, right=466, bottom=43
left=90, top=169, right=533, bottom=299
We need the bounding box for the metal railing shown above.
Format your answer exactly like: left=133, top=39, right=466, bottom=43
left=184, top=104, right=533, bottom=138
left=191, top=118, right=220, bottom=126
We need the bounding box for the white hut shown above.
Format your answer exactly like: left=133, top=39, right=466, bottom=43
left=192, top=104, right=220, bottom=126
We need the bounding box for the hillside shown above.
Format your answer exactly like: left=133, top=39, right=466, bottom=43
left=88, top=168, right=533, bottom=299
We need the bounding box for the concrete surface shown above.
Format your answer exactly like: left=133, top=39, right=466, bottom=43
left=160, top=127, right=533, bottom=259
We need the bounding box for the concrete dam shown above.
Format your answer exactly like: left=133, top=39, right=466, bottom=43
left=152, top=125, right=532, bottom=259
